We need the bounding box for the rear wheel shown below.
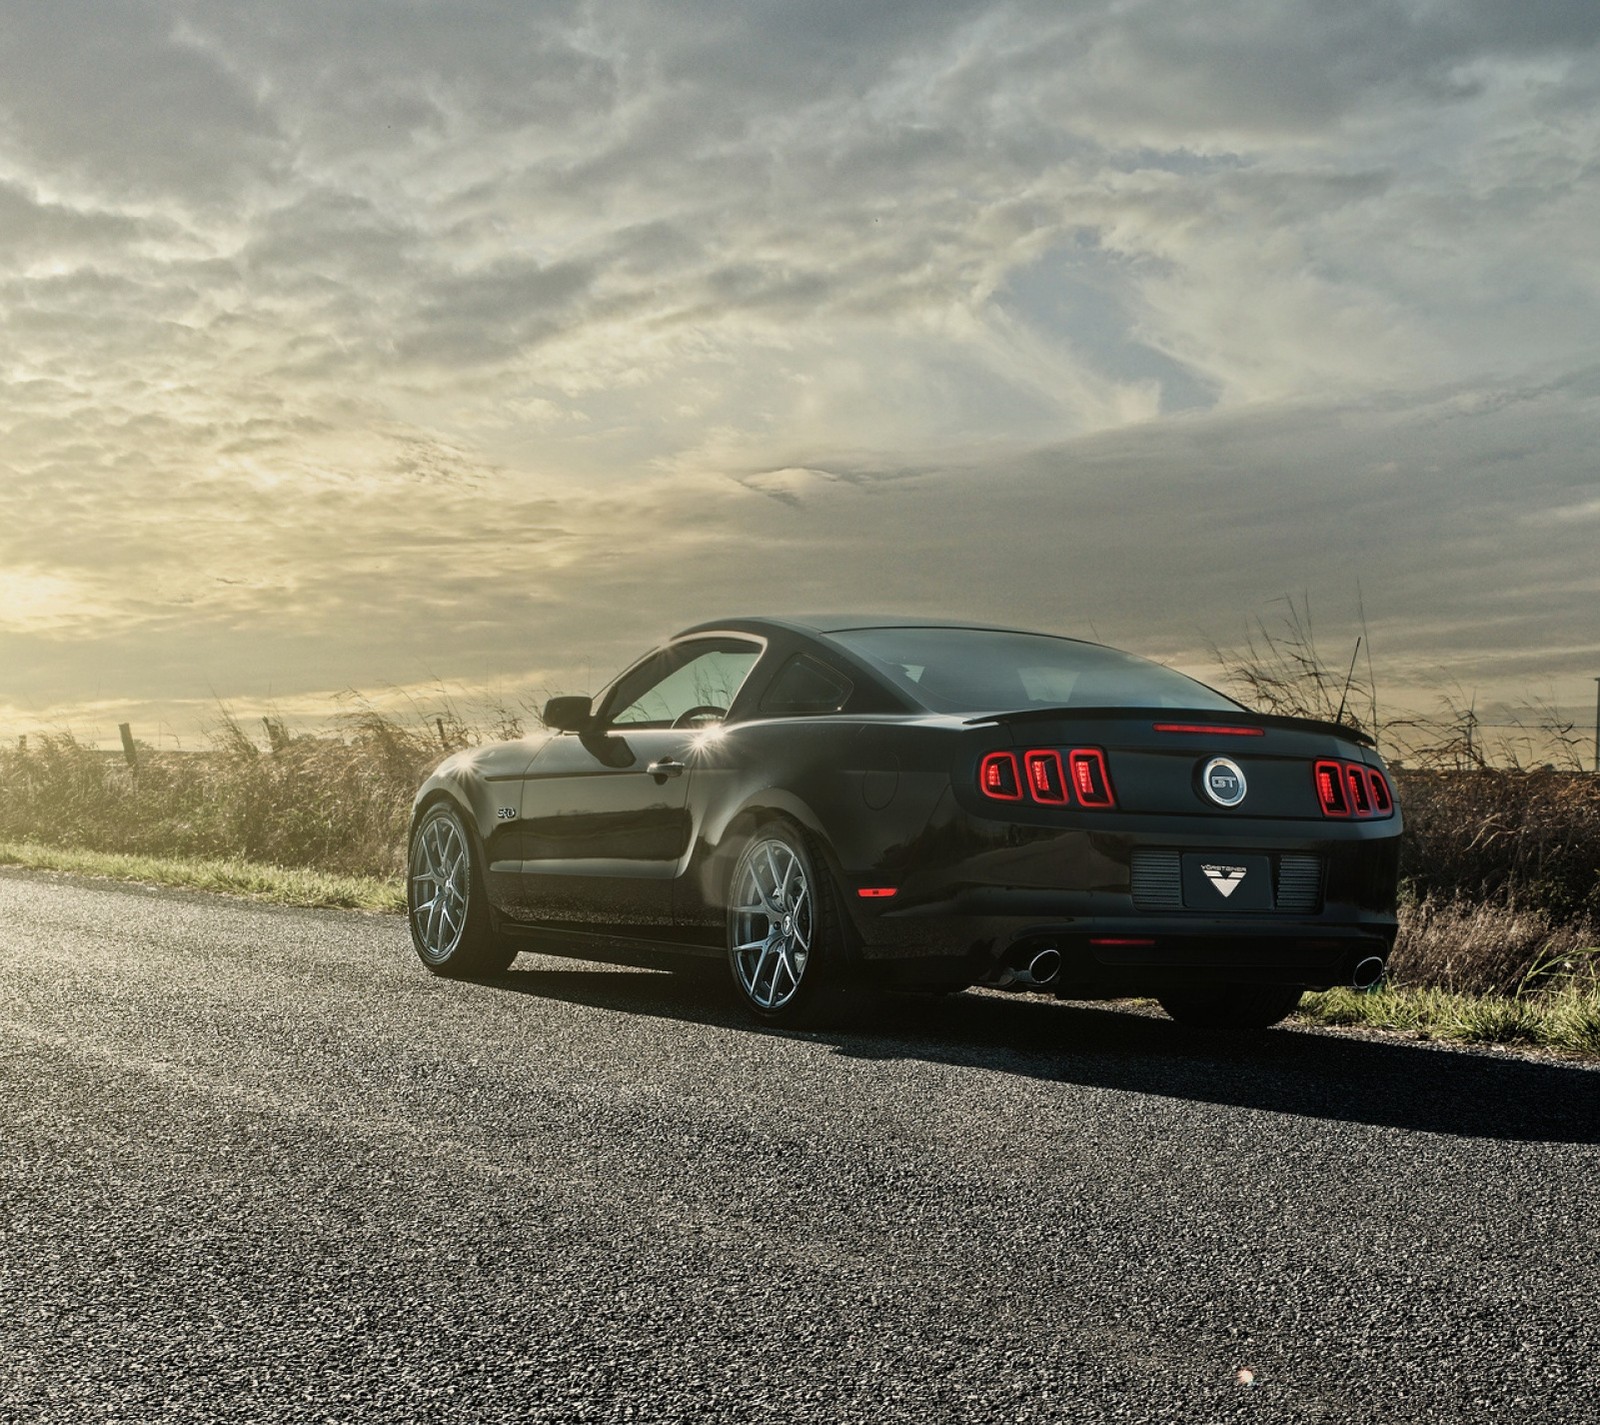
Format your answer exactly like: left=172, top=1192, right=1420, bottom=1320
left=408, top=802, right=516, bottom=978
left=726, top=824, right=863, bottom=1027
left=1157, top=984, right=1304, bottom=1031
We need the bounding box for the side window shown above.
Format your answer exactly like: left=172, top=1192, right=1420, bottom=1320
left=608, top=639, right=761, bottom=728
left=759, top=655, right=854, bottom=716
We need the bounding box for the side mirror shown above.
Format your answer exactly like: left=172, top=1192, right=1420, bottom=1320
left=542, top=695, right=592, bottom=733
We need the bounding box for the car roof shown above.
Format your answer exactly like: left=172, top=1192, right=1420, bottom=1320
left=673, top=614, right=1084, bottom=640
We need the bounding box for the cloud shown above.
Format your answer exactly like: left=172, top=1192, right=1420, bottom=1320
left=5, top=372, right=1598, bottom=740
left=1, top=1, right=1598, bottom=738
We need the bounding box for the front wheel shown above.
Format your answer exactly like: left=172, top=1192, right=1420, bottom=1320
left=408, top=802, right=516, bottom=978
left=1157, top=984, right=1304, bottom=1031
left=726, top=825, right=863, bottom=1027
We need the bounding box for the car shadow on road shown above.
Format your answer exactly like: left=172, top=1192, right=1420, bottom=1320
left=477, top=958, right=1600, bottom=1145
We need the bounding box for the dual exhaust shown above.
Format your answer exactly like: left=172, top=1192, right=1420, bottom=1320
left=988, top=947, right=1387, bottom=994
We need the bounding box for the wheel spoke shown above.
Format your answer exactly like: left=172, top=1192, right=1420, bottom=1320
left=762, top=844, right=785, bottom=906
left=750, top=941, right=776, bottom=1005
left=773, top=945, right=797, bottom=993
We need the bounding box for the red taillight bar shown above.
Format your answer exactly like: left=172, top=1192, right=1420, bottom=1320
left=857, top=887, right=898, bottom=899
left=1314, top=760, right=1350, bottom=816
left=1153, top=723, right=1265, bottom=737
left=979, top=746, right=1117, bottom=809
left=1068, top=748, right=1115, bottom=807
left=979, top=751, right=1023, bottom=801
left=1024, top=750, right=1068, bottom=804
left=1368, top=769, right=1392, bottom=814
left=1345, top=765, right=1372, bottom=815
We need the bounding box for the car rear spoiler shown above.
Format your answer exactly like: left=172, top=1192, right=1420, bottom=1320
left=961, top=705, right=1377, bottom=747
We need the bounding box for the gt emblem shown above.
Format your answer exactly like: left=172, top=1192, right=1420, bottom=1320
left=1201, top=864, right=1248, bottom=898
left=496, top=807, right=517, bottom=821
left=1201, top=756, right=1247, bottom=807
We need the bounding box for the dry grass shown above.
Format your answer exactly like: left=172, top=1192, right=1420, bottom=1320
left=1390, top=894, right=1599, bottom=997
left=0, top=712, right=452, bottom=881
left=1395, top=768, right=1600, bottom=923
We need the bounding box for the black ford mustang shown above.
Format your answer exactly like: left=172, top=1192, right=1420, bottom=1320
left=408, top=617, right=1401, bottom=1029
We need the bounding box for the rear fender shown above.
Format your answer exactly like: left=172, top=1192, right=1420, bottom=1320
left=699, top=789, right=832, bottom=913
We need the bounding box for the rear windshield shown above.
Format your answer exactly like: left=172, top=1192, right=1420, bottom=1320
left=826, top=627, right=1240, bottom=715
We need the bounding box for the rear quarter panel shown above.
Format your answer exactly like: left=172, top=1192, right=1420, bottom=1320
left=676, top=716, right=959, bottom=931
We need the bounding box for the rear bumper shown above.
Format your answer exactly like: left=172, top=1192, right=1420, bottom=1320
left=858, top=907, right=1397, bottom=994
left=838, top=809, right=1401, bottom=994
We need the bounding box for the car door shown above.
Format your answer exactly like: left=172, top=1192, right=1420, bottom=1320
left=513, top=636, right=762, bottom=932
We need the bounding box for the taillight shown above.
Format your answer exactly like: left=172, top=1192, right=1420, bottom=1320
left=1315, top=759, right=1394, bottom=819
left=979, top=751, right=1023, bottom=801
left=1068, top=749, right=1115, bottom=807
left=1024, top=750, right=1067, bottom=803
left=980, top=747, right=1116, bottom=809
left=1345, top=765, right=1372, bottom=815
left=1368, top=769, right=1392, bottom=814
left=1314, top=760, right=1349, bottom=816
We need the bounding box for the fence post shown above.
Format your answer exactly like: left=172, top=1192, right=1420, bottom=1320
left=262, top=717, right=289, bottom=753
left=118, top=723, right=138, bottom=770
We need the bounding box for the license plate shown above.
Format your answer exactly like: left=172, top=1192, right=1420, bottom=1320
left=1180, top=853, right=1273, bottom=911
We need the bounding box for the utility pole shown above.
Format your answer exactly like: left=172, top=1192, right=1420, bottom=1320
left=1594, top=678, right=1599, bottom=774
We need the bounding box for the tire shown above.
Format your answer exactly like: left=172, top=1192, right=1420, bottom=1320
left=1156, top=984, right=1304, bottom=1031
left=408, top=801, right=517, bottom=978
left=726, top=823, right=864, bottom=1027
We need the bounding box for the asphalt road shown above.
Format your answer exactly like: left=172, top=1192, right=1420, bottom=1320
left=1, top=868, right=1597, bottom=1425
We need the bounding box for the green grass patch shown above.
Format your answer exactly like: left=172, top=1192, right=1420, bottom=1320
left=1298, top=984, right=1600, bottom=1057
left=0, top=840, right=405, bottom=913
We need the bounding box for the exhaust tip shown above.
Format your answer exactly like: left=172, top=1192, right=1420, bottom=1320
left=1352, top=956, right=1387, bottom=991
left=1027, top=947, right=1062, bottom=985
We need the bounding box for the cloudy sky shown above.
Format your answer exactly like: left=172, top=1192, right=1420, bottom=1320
left=3, top=0, right=1598, bottom=751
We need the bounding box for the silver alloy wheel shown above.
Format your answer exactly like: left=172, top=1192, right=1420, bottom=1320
left=410, top=811, right=471, bottom=964
left=730, top=838, right=813, bottom=1011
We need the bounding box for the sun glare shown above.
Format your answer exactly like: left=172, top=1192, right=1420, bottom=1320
left=0, top=571, right=99, bottom=633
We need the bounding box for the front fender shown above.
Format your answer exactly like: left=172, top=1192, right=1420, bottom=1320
left=410, top=739, right=545, bottom=867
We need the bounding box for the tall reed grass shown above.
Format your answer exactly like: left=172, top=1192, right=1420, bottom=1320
left=0, top=712, right=450, bottom=880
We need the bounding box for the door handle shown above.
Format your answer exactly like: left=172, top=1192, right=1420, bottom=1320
left=647, top=759, right=686, bottom=780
